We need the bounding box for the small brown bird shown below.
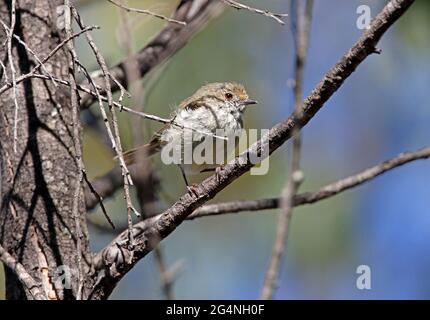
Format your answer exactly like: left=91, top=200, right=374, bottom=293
left=122, top=82, right=257, bottom=193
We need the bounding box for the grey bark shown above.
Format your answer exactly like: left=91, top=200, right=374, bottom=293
left=0, top=0, right=90, bottom=300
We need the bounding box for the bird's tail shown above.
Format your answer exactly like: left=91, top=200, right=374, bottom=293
left=119, top=141, right=161, bottom=165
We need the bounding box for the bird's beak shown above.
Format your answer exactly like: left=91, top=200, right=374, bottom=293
left=241, top=99, right=258, bottom=106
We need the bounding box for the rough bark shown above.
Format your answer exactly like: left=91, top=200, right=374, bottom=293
left=0, top=0, right=90, bottom=300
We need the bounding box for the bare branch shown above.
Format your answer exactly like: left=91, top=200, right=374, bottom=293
left=220, top=0, right=288, bottom=25
left=107, top=0, right=186, bottom=26
left=88, top=0, right=415, bottom=300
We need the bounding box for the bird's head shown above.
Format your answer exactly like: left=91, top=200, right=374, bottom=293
left=194, top=82, right=258, bottom=112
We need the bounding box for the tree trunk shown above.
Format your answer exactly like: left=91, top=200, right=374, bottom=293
left=0, top=0, right=89, bottom=300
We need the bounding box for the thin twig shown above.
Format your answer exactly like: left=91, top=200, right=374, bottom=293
left=261, top=0, right=313, bottom=300
left=107, top=0, right=186, bottom=26
left=0, top=58, right=9, bottom=84
left=220, top=0, right=288, bottom=25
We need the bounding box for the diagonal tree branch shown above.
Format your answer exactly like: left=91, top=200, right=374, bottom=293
left=79, top=0, right=224, bottom=109
left=87, top=0, right=415, bottom=300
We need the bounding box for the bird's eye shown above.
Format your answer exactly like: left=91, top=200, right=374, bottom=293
left=225, top=92, right=233, bottom=100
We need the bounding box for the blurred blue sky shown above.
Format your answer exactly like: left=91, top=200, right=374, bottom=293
left=81, top=0, right=430, bottom=299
